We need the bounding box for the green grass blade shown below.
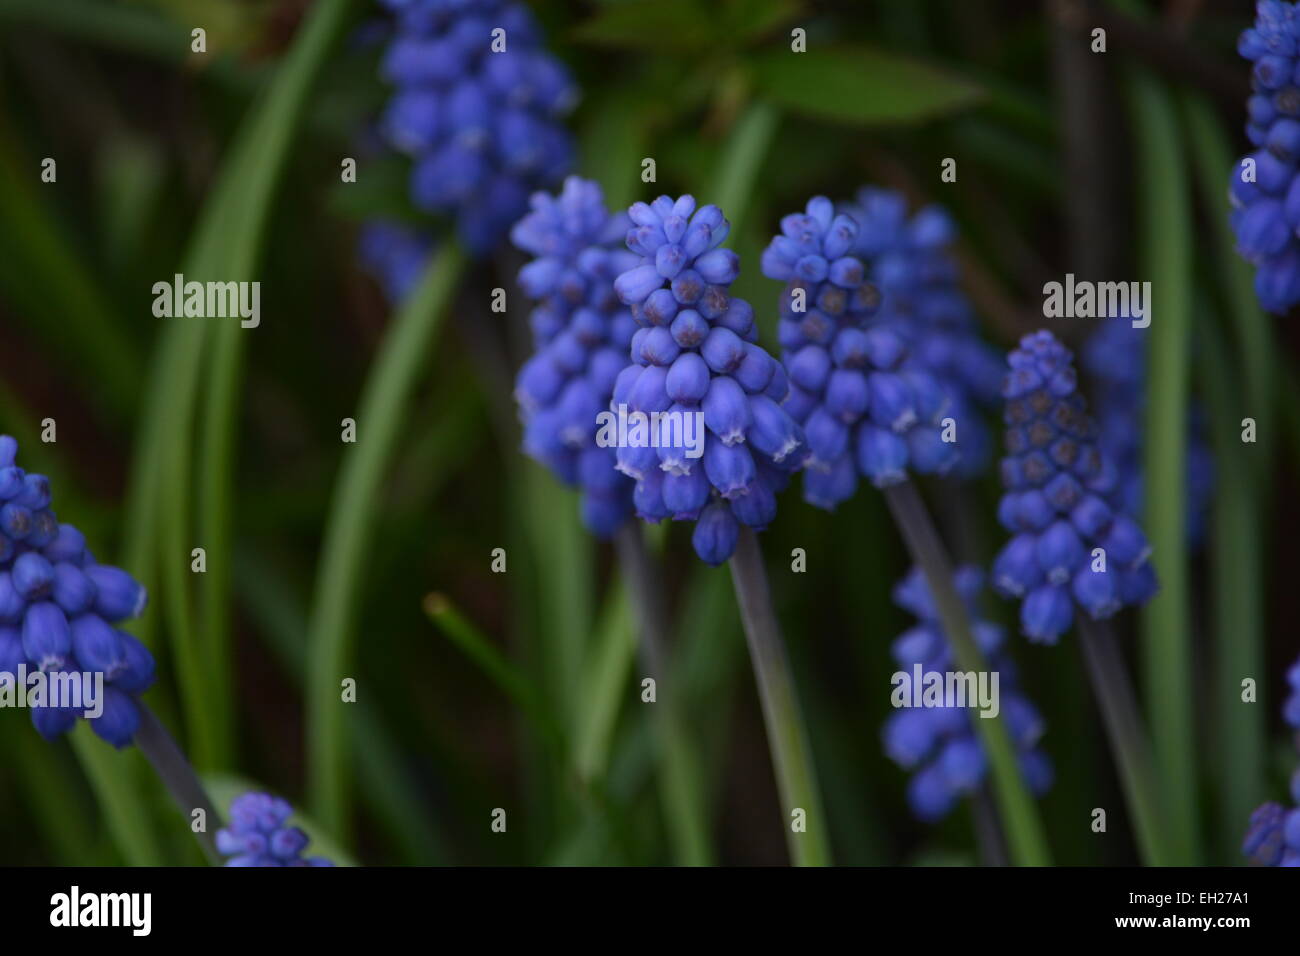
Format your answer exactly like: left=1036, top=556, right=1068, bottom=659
left=1125, top=72, right=1200, bottom=865
left=69, top=728, right=167, bottom=866
left=570, top=582, right=637, bottom=784
left=1180, top=96, right=1270, bottom=861
left=306, top=243, right=468, bottom=837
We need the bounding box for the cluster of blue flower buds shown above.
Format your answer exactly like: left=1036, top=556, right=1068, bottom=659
left=991, top=332, right=1159, bottom=643
left=511, top=177, right=639, bottom=536
left=762, top=196, right=959, bottom=509
left=217, top=792, right=334, bottom=867
left=377, top=0, right=576, bottom=254
left=1232, top=0, right=1300, bottom=312
left=0, top=436, right=154, bottom=747
left=612, top=195, right=807, bottom=565
left=882, top=566, right=1053, bottom=821
left=1242, top=655, right=1300, bottom=865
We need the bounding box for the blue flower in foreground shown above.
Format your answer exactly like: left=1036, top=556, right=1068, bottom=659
left=1082, top=321, right=1214, bottom=546
left=217, top=792, right=334, bottom=867
left=613, top=194, right=807, bottom=565
left=1242, top=654, right=1300, bottom=865
left=511, top=177, right=639, bottom=536
left=882, top=566, right=1053, bottom=822
left=1231, top=1, right=1300, bottom=312
left=991, top=331, right=1159, bottom=643
left=762, top=196, right=960, bottom=510
left=0, top=436, right=154, bottom=748
left=839, top=188, right=1004, bottom=478
left=376, top=0, right=576, bottom=254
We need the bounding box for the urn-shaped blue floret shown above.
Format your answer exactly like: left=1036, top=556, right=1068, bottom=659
left=882, top=566, right=1053, bottom=822
left=0, top=435, right=154, bottom=748
left=992, top=332, right=1159, bottom=644
left=376, top=0, right=576, bottom=255
left=1231, top=1, right=1300, bottom=313
left=613, top=195, right=806, bottom=565
left=216, top=792, right=334, bottom=867
left=762, top=195, right=971, bottom=511
left=511, top=177, right=639, bottom=536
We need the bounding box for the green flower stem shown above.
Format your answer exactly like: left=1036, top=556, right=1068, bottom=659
left=728, top=527, right=831, bottom=866
left=1076, top=615, right=1172, bottom=865
left=614, top=523, right=713, bottom=866
left=1125, top=70, right=1200, bottom=865
left=135, top=704, right=223, bottom=865
left=882, top=480, right=1052, bottom=866
left=307, top=243, right=468, bottom=837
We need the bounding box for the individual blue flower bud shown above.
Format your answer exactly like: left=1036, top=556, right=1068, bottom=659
left=702, top=376, right=751, bottom=445
left=85, top=564, right=147, bottom=622
left=11, top=551, right=54, bottom=600
left=90, top=686, right=141, bottom=749
left=691, top=501, right=739, bottom=567
left=856, top=424, right=909, bottom=487
left=51, top=561, right=94, bottom=613
left=1020, top=584, right=1073, bottom=644
left=70, top=614, right=127, bottom=678
left=22, top=601, right=70, bottom=671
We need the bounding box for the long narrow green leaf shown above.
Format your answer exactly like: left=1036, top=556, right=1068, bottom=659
left=1180, top=96, right=1270, bottom=861
left=1126, top=72, right=1200, bottom=865
left=307, top=243, right=468, bottom=837
left=571, top=582, right=637, bottom=784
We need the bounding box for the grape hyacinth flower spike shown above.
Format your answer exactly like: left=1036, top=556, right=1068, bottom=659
left=511, top=176, right=639, bottom=537
left=0, top=435, right=222, bottom=861
left=613, top=194, right=808, bottom=566
left=759, top=201, right=1051, bottom=864
left=990, top=332, right=1173, bottom=864
left=991, top=330, right=1159, bottom=643
left=761, top=195, right=959, bottom=509
left=375, top=0, right=577, bottom=256
left=0, top=435, right=153, bottom=747
left=1241, top=654, right=1300, bottom=865
left=217, top=793, right=335, bottom=867
left=614, top=194, right=827, bottom=864
left=883, top=566, right=1053, bottom=826
left=1232, top=0, right=1300, bottom=313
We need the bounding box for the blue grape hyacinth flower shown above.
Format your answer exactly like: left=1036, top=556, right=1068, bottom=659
left=358, top=220, right=437, bottom=303
left=0, top=436, right=154, bottom=748
left=838, top=188, right=1004, bottom=477
left=991, top=332, right=1159, bottom=644
left=761, top=195, right=964, bottom=511
left=882, top=566, right=1053, bottom=822
left=1231, top=1, right=1300, bottom=312
left=1082, top=321, right=1214, bottom=546
left=511, top=176, right=639, bottom=536
left=217, top=792, right=334, bottom=867
left=612, top=194, right=808, bottom=565
left=376, top=0, right=576, bottom=255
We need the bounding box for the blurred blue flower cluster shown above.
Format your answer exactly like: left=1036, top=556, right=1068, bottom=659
left=511, top=177, right=638, bottom=537
left=1082, top=321, right=1214, bottom=546
left=357, top=221, right=436, bottom=303
left=882, top=566, right=1053, bottom=821
left=1241, top=654, right=1300, bottom=865
left=1232, top=0, right=1300, bottom=312
left=613, top=195, right=806, bottom=564
left=839, top=188, right=1003, bottom=477
left=217, top=792, right=334, bottom=867
left=762, top=195, right=960, bottom=510
left=0, top=436, right=154, bottom=748
left=992, top=332, right=1158, bottom=643
left=376, top=0, right=576, bottom=254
